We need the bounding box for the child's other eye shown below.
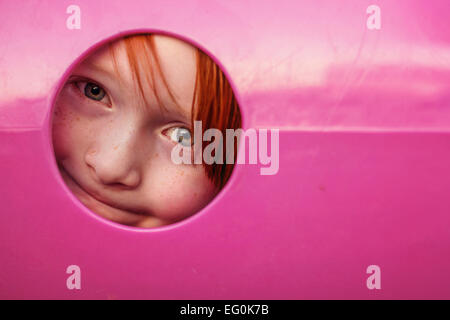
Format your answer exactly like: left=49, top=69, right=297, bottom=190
left=74, top=81, right=111, bottom=104
left=165, top=127, right=192, bottom=147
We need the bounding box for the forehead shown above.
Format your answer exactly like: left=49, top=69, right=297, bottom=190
left=76, top=35, right=198, bottom=113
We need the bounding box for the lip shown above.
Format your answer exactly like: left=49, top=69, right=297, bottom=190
left=59, top=165, right=152, bottom=226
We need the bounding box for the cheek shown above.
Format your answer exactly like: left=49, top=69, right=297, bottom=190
left=147, top=163, right=217, bottom=222
left=52, top=102, right=75, bottom=160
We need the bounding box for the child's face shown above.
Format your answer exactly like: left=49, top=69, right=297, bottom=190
left=52, top=35, right=217, bottom=228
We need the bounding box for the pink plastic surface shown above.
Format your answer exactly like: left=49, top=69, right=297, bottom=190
left=1, top=0, right=450, bottom=299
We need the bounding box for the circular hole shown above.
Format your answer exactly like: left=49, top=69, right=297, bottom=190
left=51, top=32, right=242, bottom=229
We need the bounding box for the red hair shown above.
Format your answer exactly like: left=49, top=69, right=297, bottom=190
left=109, top=34, right=241, bottom=189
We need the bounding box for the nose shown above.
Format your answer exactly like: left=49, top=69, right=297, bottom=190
left=85, top=131, right=142, bottom=189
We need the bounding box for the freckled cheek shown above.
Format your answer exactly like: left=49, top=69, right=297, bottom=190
left=52, top=101, right=97, bottom=162
left=147, top=165, right=217, bottom=222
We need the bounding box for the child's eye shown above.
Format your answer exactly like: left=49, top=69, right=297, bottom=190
left=165, top=127, right=192, bottom=147
left=74, top=81, right=111, bottom=105
left=84, top=82, right=105, bottom=101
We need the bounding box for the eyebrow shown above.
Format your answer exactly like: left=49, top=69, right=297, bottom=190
left=76, top=60, right=118, bottom=81
left=162, top=101, right=192, bottom=122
